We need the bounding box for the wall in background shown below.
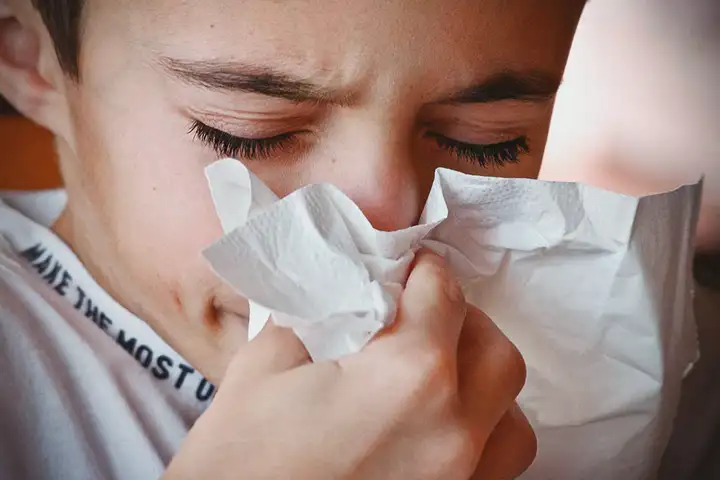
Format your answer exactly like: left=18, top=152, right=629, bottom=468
left=0, top=95, right=16, bottom=115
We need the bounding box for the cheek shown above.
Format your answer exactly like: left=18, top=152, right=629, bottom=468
left=72, top=82, right=223, bottom=288
left=115, top=169, right=221, bottom=272
left=110, top=145, right=222, bottom=283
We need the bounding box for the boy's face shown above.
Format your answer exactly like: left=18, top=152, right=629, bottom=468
left=10, top=0, right=584, bottom=382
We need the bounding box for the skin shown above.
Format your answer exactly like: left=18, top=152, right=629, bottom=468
left=543, top=0, right=720, bottom=252
left=165, top=251, right=535, bottom=479
left=0, top=0, right=583, bottom=476
left=0, top=0, right=584, bottom=384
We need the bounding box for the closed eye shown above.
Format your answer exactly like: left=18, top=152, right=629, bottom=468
left=189, top=120, right=299, bottom=160
left=190, top=119, right=529, bottom=167
left=427, top=132, right=529, bottom=167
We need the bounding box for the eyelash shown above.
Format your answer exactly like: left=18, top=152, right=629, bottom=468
left=190, top=119, right=529, bottom=167
left=426, top=133, right=528, bottom=168
left=189, top=120, right=298, bottom=160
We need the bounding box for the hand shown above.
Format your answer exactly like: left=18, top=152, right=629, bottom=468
left=164, top=251, right=535, bottom=479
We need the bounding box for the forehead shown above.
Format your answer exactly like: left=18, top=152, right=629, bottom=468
left=80, top=0, right=582, bottom=90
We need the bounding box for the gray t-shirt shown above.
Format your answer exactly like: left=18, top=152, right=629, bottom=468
left=0, top=192, right=212, bottom=479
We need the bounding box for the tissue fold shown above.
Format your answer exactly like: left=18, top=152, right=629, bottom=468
left=202, top=158, right=701, bottom=480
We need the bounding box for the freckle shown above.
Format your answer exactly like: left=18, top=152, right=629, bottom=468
left=172, top=291, right=183, bottom=312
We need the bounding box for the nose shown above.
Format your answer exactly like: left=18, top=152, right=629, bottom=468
left=302, top=120, right=433, bottom=232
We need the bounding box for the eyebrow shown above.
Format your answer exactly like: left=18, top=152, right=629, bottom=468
left=159, top=57, right=350, bottom=104
left=160, top=57, right=560, bottom=105
left=440, top=71, right=562, bottom=104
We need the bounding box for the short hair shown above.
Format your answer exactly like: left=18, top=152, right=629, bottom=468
left=32, top=0, right=84, bottom=79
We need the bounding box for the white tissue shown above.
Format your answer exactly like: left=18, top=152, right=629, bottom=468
left=202, top=158, right=701, bottom=479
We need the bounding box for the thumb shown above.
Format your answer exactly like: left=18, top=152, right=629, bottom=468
left=222, top=320, right=311, bottom=389
left=392, top=249, right=467, bottom=352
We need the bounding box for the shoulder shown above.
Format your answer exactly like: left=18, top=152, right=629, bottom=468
left=0, top=246, right=100, bottom=478
left=0, top=246, right=171, bottom=480
left=0, top=241, right=74, bottom=368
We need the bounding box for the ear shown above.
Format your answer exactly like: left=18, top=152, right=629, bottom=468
left=0, top=0, right=73, bottom=141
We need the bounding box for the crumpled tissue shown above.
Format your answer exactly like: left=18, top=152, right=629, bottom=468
left=202, top=158, right=701, bottom=479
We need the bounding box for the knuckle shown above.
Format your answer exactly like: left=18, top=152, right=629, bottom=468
left=421, top=256, right=466, bottom=313
left=416, top=348, right=457, bottom=397
left=392, top=348, right=457, bottom=406
left=438, top=273, right=467, bottom=317
left=512, top=405, right=539, bottom=470
left=440, top=273, right=466, bottom=310
left=517, top=419, right=538, bottom=474
left=468, top=409, right=537, bottom=480
left=434, top=424, right=480, bottom=478
left=493, top=339, right=527, bottom=395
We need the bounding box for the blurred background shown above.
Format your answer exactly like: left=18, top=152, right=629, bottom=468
left=0, top=96, right=12, bottom=113
left=542, top=0, right=720, bottom=255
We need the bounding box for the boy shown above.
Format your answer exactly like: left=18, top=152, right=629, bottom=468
left=3, top=0, right=665, bottom=478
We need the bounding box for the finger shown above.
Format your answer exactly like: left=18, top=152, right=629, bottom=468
left=390, top=249, right=467, bottom=352
left=223, top=320, right=311, bottom=388
left=458, top=305, right=527, bottom=434
left=472, top=404, right=537, bottom=480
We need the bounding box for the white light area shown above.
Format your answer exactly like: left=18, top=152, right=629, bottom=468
left=542, top=0, right=720, bottom=250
